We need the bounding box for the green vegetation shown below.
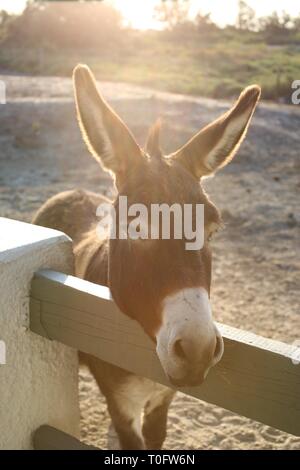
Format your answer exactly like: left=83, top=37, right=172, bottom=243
left=0, top=1, right=299, bottom=101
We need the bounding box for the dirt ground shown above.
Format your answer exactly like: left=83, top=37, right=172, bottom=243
left=0, top=73, right=299, bottom=450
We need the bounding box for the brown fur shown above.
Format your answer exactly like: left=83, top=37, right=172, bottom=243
left=33, top=65, right=260, bottom=449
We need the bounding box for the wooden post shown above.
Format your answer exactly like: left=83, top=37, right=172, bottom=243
left=30, top=269, right=300, bottom=437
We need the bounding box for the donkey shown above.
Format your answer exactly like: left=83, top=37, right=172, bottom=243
left=33, top=65, right=260, bottom=449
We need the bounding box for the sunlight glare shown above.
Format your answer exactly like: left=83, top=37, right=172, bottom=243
left=112, top=0, right=300, bottom=29
left=112, top=0, right=160, bottom=30
left=0, top=0, right=26, bottom=14
left=0, top=0, right=299, bottom=30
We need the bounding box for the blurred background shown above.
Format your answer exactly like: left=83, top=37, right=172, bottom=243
left=0, top=0, right=299, bottom=451
left=0, top=0, right=300, bottom=100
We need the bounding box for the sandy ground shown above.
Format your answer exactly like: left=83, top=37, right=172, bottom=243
left=0, top=73, right=299, bottom=450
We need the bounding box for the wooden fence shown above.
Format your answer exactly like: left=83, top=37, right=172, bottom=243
left=29, top=269, right=300, bottom=440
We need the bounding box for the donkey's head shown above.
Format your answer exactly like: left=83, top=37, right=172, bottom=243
left=74, top=65, right=260, bottom=387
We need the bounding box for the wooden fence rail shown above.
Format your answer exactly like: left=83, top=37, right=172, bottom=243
left=30, top=270, right=300, bottom=437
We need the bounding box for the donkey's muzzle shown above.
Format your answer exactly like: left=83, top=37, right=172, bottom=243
left=156, top=287, right=224, bottom=387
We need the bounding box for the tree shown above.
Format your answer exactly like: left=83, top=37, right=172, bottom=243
left=258, top=11, right=293, bottom=41
left=3, top=1, right=123, bottom=48
left=236, top=1, right=256, bottom=31
left=195, top=12, right=217, bottom=34
left=292, top=15, right=300, bottom=33
left=0, top=10, right=9, bottom=26
left=0, top=10, right=17, bottom=41
left=154, top=0, right=191, bottom=30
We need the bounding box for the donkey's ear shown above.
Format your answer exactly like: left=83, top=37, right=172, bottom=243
left=73, top=64, right=144, bottom=181
left=171, top=85, right=261, bottom=178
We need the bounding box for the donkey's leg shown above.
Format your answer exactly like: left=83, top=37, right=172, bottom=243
left=105, top=392, right=146, bottom=450
left=142, top=387, right=175, bottom=450
left=86, top=356, right=152, bottom=450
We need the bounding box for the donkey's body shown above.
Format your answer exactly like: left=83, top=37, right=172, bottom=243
left=33, top=64, right=260, bottom=449
left=33, top=189, right=174, bottom=449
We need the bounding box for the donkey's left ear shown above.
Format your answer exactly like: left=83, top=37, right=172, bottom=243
left=171, top=85, right=261, bottom=178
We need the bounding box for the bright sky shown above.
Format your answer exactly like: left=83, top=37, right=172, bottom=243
left=0, top=0, right=300, bottom=29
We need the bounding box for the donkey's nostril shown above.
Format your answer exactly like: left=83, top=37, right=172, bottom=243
left=173, top=339, right=187, bottom=361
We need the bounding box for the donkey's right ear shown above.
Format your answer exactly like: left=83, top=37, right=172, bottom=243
left=73, top=64, right=144, bottom=181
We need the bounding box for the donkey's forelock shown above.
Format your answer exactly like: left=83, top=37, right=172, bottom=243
left=145, top=119, right=163, bottom=159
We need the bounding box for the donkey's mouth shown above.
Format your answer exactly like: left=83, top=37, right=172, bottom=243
left=167, top=372, right=207, bottom=388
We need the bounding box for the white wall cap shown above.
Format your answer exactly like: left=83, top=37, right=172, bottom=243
left=0, top=217, right=71, bottom=264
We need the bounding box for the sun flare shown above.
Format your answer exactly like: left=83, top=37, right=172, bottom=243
left=112, top=0, right=160, bottom=30
left=0, top=0, right=299, bottom=30
left=111, top=0, right=300, bottom=30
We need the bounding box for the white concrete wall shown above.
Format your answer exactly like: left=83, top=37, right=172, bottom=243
left=0, top=217, right=80, bottom=449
